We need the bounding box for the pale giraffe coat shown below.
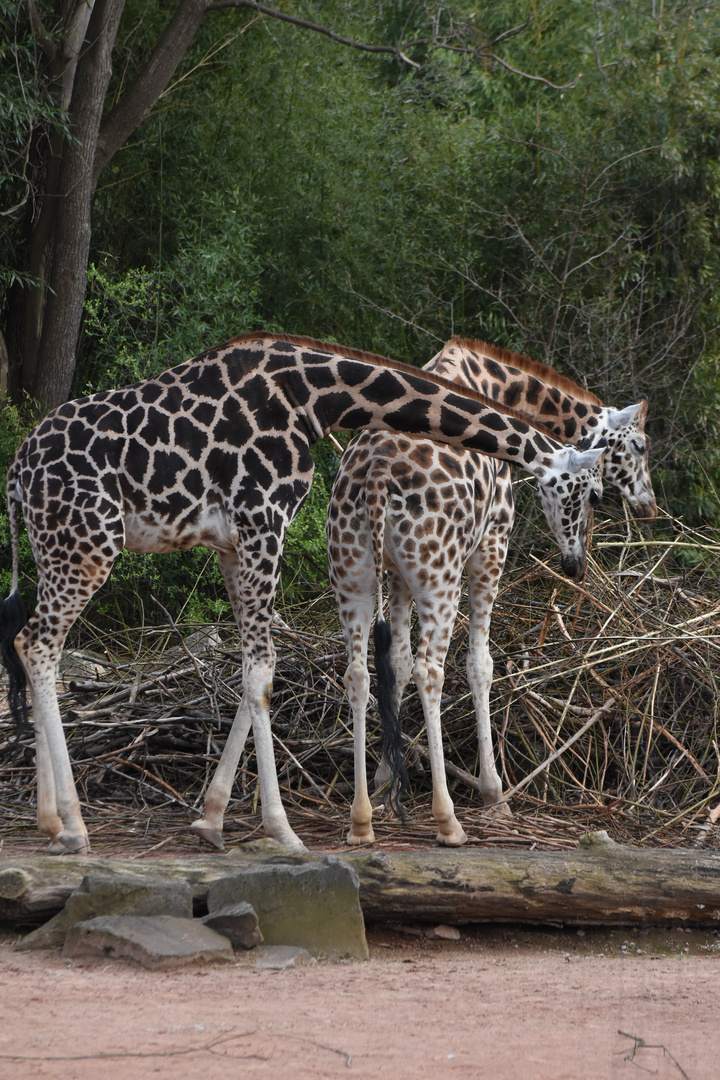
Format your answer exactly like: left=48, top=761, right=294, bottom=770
left=327, top=337, right=655, bottom=846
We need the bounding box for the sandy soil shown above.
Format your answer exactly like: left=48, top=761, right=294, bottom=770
left=1, top=920, right=718, bottom=1080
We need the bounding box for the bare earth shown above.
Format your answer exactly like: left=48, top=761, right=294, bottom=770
left=0, top=920, right=718, bottom=1080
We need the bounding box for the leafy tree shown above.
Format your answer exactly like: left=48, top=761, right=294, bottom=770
left=2, top=0, right=560, bottom=412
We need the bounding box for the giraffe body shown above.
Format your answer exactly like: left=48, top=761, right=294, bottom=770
left=1, top=332, right=604, bottom=854
left=328, top=338, right=656, bottom=846
left=328, top=431, right=514, bottom=845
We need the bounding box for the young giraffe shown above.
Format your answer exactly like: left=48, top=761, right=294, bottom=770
left=0, top=332, right=604, bottom=856
left=328, top=337, right=656, bottom=846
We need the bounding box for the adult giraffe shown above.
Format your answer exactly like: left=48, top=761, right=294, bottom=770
left=327, top=337, right=656, bottom=846
left=0, top=332, right=604, bottom=855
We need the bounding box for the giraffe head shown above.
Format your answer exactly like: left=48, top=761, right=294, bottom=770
left=586, top=397, right=657, bottom=520
left=535, top=443, right=606, bottom=579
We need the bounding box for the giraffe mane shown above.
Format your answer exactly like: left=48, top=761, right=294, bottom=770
left=220, top=332, right=569, bottom=439
left=446, top=336, right=605, bottom=408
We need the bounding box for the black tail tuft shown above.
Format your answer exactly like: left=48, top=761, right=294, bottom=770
left=374, top=616, right=407, bottom=821
left=0, top=588, right=29, bottom=734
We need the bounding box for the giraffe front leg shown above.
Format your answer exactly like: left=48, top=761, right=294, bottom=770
left=373, top=572, right=413, bottom=805
left=248, top=655, right=306, bottom=851
left=205, top=547, right=305, bottom=852
left=466, top=535, right=513, bottom=818
left=191, top=697, right=252, bottom=850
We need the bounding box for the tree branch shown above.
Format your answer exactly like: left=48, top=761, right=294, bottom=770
left=25, top=0, right=57, bottom=61
left=93, top=0, right=210, bottom=182
left=208, top=0, right=424, bottom=66
left=481, top=51, right=580, bottom=90
left=208, top=1, right=581, bottom=86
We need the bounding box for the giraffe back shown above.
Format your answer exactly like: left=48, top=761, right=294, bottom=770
left=327, top=430, right=513, bottom=620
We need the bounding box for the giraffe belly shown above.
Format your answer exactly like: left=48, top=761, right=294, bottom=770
left=123, top=506, right=236, bottom=554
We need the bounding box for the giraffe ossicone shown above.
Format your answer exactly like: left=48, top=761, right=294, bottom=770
left=1, top=332, right=605, bottom=855
left=328, top=337, right=656, bottom=847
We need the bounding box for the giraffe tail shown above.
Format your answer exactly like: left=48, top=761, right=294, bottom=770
left=373, top=614, right=408, bottom=822
left=0, top=487, right=29, bottom=733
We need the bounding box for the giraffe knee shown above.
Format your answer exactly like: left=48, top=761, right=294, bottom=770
left=413, top=661, right=443, bottom=695
left=244, top=663, right=274, bottom=709
left=344, top=661, right=370, bottom=709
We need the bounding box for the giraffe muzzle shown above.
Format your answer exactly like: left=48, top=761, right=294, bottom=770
left=560, top=553, right=584, bottom=580
left=632, top=497, right=658, bottom=521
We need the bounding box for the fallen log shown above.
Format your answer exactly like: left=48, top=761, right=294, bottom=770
left=1, top=833, right=719, bottom=930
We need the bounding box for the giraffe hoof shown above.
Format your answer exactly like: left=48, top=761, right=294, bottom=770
left=436, top=828, right=468, bottom=847
left=49, top=833, right=90, bottom=855
left=190, top=821, right=225, bottom=851
left=484, top=801, right=512, bottom=820
left=346, top=828, right=375, bottom=846
left=266, top=831, right=307, bottom=853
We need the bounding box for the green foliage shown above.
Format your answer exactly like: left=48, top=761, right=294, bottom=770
left=0, top=1, right=70, bottom=301
left=5, top=0, right=720, bottom=624
left=78, top=195, right=262, bottom=394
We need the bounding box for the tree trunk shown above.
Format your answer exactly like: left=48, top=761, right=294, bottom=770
left=30, top=0, right=127, bottom=410
left=2, top=835, right=719, bottom=929
left=11, top=0, right=210, bottom=412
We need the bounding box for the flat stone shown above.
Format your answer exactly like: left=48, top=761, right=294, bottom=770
left=207, top=856, right=368, bottom=959
left=18, top=872, right=193, bottom=950
left=425, top=924, right=461, bottom=941
left=63, top=915, right=234, bottom=969
left=200, top=902, right=263, bottom=950
left=256, top=945, right=313, bottom=970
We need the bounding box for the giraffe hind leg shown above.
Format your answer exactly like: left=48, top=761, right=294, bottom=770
left=342, top=598, right=376, bottom=845
left=16, top=551, right=121, bottom=854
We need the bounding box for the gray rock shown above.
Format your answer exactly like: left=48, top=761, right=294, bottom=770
left=200, top=901, right=263, bottom=950
left=425, top=924, right=461, bottom=941
left=18, top=872, right=193, bottom=950
left=578, top=830, right=618, bottom=848
left=207, top=856, right=368, bottom=960
left=256, top=945, right=313, bottom=970
left=63, top=915, right=234, bottom=969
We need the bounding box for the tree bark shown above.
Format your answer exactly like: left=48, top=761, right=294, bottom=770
left=2, top=835, right=719, bottom=929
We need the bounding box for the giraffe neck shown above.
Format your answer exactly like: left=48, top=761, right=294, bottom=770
left=427, top=338, right=606, bottom=443
left=226, top=333, right=568, bottom=478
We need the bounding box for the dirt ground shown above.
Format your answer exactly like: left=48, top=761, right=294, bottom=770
left=1, top=919, right=718, bottom=1080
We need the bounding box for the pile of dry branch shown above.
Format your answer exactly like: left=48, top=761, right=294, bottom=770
left=1, top=508, right=719, bottom=854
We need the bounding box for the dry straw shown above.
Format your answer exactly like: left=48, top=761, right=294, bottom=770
left=1, top=507, right=719, bottom=854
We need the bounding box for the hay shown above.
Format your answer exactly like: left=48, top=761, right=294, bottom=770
left=1, top=508, right=719, bottom=853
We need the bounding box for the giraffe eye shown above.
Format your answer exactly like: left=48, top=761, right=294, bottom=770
left=589, top=489, right=601, bottom=507
left=632, top=439, right=646, bottom=455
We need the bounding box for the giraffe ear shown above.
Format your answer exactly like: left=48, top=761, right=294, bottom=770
left=566, top=444, right=605, bottom=472
left=608, top=401, right=645, bottom=430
